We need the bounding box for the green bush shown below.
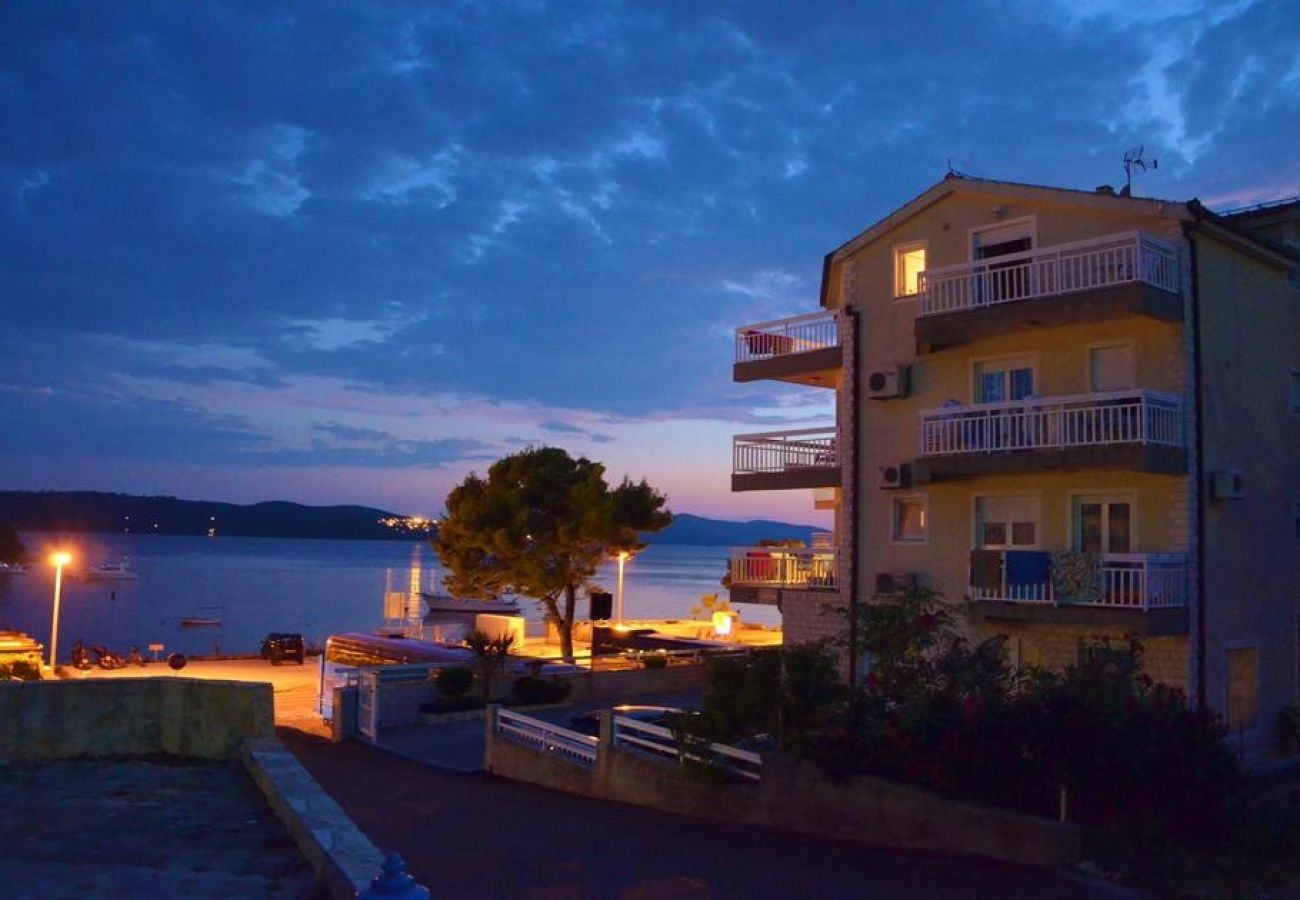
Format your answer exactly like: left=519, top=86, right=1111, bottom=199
left=511, top=676, right=571, bottom=706
left=436, top=666, right=474, bottom=698
left=7, top=660, right=42, bottom=681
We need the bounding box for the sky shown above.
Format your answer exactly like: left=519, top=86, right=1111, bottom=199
left=1, top=1, right=1298, bottom=525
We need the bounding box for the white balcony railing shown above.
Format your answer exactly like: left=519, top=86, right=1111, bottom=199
left=735, top=310, right=839, bottom=364
left=917, top=231, right=1180, bottom=318
left=918, top=390, right=1184, bottom=457
left=729, top=547, right=838, bottom=589
left=733, top=427, right=837, bottom=475
left=971, top=552, right=1187, bottom=610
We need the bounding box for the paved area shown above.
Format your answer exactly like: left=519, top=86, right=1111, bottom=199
left=61, top=657, right=328, bottom=734
left=281, top=728, right=1110, bottom=900
left=0, top=758, right=323, bottom=900
left=376, top=690, right=701, bottom=772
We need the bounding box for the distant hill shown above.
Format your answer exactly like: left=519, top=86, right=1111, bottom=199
left=647, top=513, right=822, bottom=546
left=0, top=491, right=824, bottom=546
left=0, top=491, right=414, bottom=541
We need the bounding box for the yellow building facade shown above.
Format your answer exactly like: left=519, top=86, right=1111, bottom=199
left=727, top=175, right=1300, bottom=762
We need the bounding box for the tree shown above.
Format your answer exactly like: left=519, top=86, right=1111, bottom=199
left=436, top=447, right=672, bottom=660
left=463, top=629, right=515, bottom=704
left=0, top=526, right=28, bottom=565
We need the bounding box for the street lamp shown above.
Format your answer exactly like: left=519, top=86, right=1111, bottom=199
left=615, top=551, right=630, bottom=624
left=48, top=551, right=72, bottom=668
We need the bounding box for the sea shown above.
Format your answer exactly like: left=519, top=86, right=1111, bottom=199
left=1, top=533, right=774, bottom=661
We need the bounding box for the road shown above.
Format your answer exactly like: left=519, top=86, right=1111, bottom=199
left=280, top=729, right=1112, bottom=900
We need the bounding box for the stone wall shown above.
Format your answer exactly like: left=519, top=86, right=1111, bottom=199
left=0, top=677, right=273, bottom=762
left=485, top=707, right=1081, bottom=870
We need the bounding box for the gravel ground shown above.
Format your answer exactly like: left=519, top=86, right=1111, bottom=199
left=0, top=758, right=324, bottom=900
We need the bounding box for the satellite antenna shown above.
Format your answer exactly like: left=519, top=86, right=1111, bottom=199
left=1122, top=146, right=1158, bottom=196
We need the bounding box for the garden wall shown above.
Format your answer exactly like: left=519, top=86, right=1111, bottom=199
left=0, top=677, right=273, bottom=762
left=485, top=708, right=1081, bottom=870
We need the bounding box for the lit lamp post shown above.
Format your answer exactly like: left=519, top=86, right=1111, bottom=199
left=615, top=551, right=630, bottom=625
left=48, top=551, right=72, bottom=669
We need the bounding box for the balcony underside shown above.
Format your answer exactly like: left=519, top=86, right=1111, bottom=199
left=728, top=584, right=838, bottom=607
left=969, top=600, right=1189, bottom=637
left=915, top=282, right=1183, bottom=354
left=914, top=443, right=1186, bottom=483
left=733, top=346, right=841, bottom=387
left=732, top=467, right=841, bottom=492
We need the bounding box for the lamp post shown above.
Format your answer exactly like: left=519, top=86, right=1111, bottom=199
left=48, top=551, right=72, bottom=669
left=615, top=551, right=630, bottom=624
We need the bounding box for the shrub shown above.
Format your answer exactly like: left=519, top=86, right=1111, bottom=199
left=641, top=654, right=668, bottom=670
left=511, top=676, right=571, bottom=706
left=8, top=660, right=41, bottom=681
left=436, top=666, right=474, bottom=698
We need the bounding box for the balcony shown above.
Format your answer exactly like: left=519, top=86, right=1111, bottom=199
left=914, top=232, right=1182, bottom=352
left=734, top=311, right=840, bottom=387
left=913, top=389, right=1186, bottom=482
left=732, top=427, right=839, bottom=492
left=969, top=551, right=1188, bottom=635
left=728, top=545, right=837, bottom=606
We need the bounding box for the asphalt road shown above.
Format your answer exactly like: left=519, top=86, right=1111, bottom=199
left=280, top=728, right=1113, bottom=900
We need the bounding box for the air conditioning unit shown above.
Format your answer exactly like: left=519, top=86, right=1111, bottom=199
left=875, top=572, right=919, bottom=595
left=1210, top=469, right=1243, bottom=500
left=877, top=462, right=912, bottom=490
left=867, top=365, right=911, bottom=399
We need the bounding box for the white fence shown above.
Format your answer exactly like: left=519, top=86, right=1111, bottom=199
left=496, top=708, right=599, bottom=767
left=919, top=390, right=1184, bottom=456
left=729, top=547, right=837, bottom=589
left=917, top=231, right=1180, bottom=317
left=613, top=715, right=762, bottom=783
left=970, top=552, right=1187, bottom=609
left=735, top=310, right=839, bottom=363
left=733, top=427, right=837, bottom=475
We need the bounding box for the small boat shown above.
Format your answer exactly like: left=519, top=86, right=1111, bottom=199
left=420, top=591, right=521, bottom=616
left=81, top=561, right=139, bottom=582
left=0, top=563, right=28, bottom=576
left=180, top=606, right=223, bottom=628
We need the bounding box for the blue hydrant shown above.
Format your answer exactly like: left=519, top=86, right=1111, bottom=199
left=357, top=851, right=430, bottom=899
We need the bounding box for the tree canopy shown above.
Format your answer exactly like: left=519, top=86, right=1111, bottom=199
left=0, top=526, right=28, bottom=565
left=435, top=447, right=671, bottom=660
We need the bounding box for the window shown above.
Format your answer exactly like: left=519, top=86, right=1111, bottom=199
left=1290, top=369, right=1300, bottom=415
left=975, top=495, right=1038, bottom=549
left=892, top=495, right=927, bottom=543
left=1073, top=494, right=1134, bottom=554
left=1226, top=646, right=1259, bottom=732
left=894, top=242, right=926, bottom=298
left=974, top=356, right=1035, bottom=403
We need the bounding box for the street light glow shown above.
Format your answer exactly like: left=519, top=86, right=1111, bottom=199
left=50, top=551, right=72, bottom=567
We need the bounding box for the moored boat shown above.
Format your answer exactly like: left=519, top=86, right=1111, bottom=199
left=81, top=561, right=139, bottom=582
left=0, top=563, right=28, bottom=576
left=420, top=591, right=521, bottom=617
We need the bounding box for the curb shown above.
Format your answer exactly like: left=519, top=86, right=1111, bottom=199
left=240, top=736, right=382, bottom=900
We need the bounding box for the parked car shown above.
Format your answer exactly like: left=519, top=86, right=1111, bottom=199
left=260, top=632, right=306, bottom=665
left=568, top=704, right=687, bottom=737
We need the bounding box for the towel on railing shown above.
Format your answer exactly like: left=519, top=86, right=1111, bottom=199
left=969, top=549, right=1002, bottom=590
left=1005, top=550, right=1051, bottom=587
left=1050, top=551, right=1101, bottom=604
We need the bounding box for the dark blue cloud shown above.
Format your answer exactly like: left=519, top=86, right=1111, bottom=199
left=0, top=0, right=1295, bottom=499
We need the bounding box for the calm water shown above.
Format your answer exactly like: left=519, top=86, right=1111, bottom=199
left=1, top=534, right=771, bottom=662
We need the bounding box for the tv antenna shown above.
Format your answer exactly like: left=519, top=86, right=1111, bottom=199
left=1122, top=146, right=1157, bottom=196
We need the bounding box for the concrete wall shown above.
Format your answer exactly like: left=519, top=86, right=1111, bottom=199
left=1194, top=229, right=1300, bottom=761
left=0, top=677, right=274, bottom=762
left=485, top=708, right=1080, bottom=869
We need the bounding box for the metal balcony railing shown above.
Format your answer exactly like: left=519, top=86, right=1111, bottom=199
left=970, top=552, right=1187, bottom=609
left=729, top=547, right=838, bottom=589
left=734, top=310, right=839, bottom=363
left=733, top=427, right=837, bottom=475
left=918, top=390, right=1184, bottom=457
left=917, top=231, right=1179, bottom=318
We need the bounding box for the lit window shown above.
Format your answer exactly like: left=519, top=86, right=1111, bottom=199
left=892, top=496, right=927, bottom=542
left=894, top=242, right=926, bottom=298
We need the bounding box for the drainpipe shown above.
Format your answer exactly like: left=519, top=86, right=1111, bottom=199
left=846, top=305, right=863, bottom=687
left=1185, top=222, right=1208, bottom=712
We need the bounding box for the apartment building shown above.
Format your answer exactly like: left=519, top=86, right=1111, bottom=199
left=728, top=174, right=1300, bottom=760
